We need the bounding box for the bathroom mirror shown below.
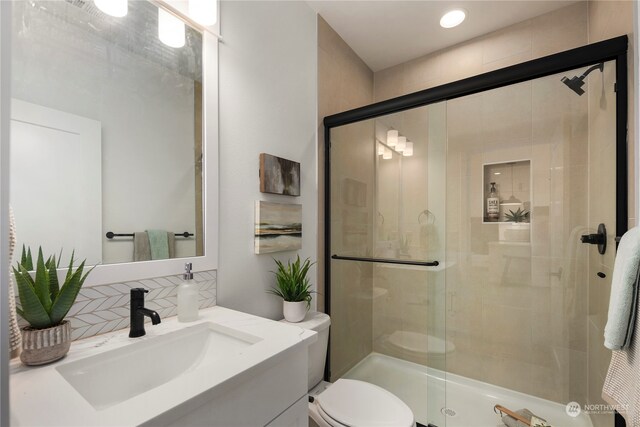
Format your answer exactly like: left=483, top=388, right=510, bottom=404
left=9, top=0, right=219, bottom=284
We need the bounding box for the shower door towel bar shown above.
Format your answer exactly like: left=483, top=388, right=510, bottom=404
left=106, top=231, right=193, bottom=239
left=331, top=254, right=439, bottom=267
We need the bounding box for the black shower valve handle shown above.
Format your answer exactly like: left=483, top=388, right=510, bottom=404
left=580, top=223, right=607, bottom=255
left=580, top=233, right=605, bottom=245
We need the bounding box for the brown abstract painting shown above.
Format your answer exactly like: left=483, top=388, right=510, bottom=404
left=255, top=201, right=302, bottom=254
left=260, top=153, right=301, bottom=196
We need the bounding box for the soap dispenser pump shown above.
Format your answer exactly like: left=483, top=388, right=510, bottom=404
left=177, top=262, right=198, bottom=322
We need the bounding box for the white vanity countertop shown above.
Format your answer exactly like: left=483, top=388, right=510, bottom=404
left=10, top=306, right=317, bottom=427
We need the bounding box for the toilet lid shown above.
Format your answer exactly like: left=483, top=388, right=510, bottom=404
left=316, top=379, right=414, bottom=427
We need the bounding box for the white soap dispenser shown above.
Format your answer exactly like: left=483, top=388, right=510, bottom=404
left=178, top=262, right=198, bottom=322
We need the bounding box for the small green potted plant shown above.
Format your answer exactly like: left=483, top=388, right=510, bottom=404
left=13, top=246, right=93, bottom=365
left=267, top=255, right=315, bottom=322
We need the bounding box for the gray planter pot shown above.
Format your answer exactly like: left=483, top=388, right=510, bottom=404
left=20, top=320, right=71, bottom=366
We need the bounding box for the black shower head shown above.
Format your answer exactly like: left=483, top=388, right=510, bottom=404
left=561, top=76, right=586, bottom=95
left=561, top=62, right=604, bottom=96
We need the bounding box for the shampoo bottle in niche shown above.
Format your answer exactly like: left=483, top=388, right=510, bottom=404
left=178, top=262, right=198, bottom=322
left=487, top=182, right=500, bottom=221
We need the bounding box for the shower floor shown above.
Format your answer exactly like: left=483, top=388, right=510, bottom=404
left=343, top=352, right=593, bottom=427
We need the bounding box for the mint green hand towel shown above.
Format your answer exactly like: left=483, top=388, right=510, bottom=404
left=605, top=226, right=640, bottom=350
left=146, top=229, right=170, bottom=260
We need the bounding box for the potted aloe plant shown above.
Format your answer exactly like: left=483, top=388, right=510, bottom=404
left=268, top=256, right=315, bottom=322
left=13, top=246, right=93, bottom=365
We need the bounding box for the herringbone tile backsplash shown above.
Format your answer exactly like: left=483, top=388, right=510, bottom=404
left=17, top=270, right=217, bottom=341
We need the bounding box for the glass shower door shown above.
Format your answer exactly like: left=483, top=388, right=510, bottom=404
left=443, top=60, right=618, bottom=427
left=328, top=102, right=448, bottom=427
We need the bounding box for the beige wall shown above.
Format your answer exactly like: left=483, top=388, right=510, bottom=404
left=317, top=16, right=374, bottom=313
left=373, top=2, right=589, bottom=102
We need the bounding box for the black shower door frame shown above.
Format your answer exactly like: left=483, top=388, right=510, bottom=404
left=323, top=35, right=629, bottom=426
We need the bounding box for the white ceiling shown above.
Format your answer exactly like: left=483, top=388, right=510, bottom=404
left=308, top=1, right=581, bottom=71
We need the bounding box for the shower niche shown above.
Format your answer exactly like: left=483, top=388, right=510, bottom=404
left=482, top=160, right=531, bottom=224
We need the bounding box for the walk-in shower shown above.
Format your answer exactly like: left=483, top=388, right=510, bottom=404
left=324, top=37, right=628, bottom=427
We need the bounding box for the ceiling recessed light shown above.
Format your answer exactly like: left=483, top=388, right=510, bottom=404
left=440, top=9, right=466, bottom=28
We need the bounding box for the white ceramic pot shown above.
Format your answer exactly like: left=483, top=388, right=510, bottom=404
left=20, top=320, right=71, bottom=366
left=283, top=301, right=308, bottom=323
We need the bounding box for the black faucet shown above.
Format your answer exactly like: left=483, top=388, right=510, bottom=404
left=129, top=288, right=161, bottom=338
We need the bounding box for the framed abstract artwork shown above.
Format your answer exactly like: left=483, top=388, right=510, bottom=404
left=259, top=153, right=301, bottom=196
left=255, top=201, right=302, bottom=254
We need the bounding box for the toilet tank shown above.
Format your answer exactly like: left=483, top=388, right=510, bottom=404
left=280, top=312, right=330, bottom=390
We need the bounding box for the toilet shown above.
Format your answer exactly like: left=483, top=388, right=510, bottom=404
left=281, top=312, right=415, bottom=427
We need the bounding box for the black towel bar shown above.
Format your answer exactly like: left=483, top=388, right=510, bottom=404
left=331, top=254, right=439, bottom=267
left=106, top=231, right=193, bottom=239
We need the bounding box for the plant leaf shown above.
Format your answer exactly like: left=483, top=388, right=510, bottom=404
left=27, top=247, right=33, bottom=270
left=64, top=250, right=75, bottom=284
left=50, top=261, right=93, bottom=325
left=20, top=245, right=34, bottom=271
left=20, top=245, right=27, bottom=268
left=34, top=247, right=52, bottom=312
left=13, top=265, right=52, bottom=328
left=48, top=254, right=60, bottom=301
left=57, top=248, right=64, bottom=269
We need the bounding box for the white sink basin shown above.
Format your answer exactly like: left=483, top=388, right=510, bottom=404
left=55, top=322, right=262, bottom=410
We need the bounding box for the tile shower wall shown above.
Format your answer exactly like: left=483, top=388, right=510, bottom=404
left=318, top=16, right=374, bottom=313
left=328, top=120, right=375, bottom=381
left=16, top=270, right=216, bottom=341
left=373, top=3, right=589, bottom=103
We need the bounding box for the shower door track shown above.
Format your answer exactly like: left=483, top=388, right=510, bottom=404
left=323, top=35, right=629, bottom=427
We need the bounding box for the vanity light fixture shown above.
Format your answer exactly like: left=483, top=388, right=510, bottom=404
left=94, top=0, right=128, bottom=17
left=396, top=136, right=407, bottom=152
left=440, top=9, right=466, bottom=28
left=402, top=142, right=413, bottom=157
left=383, top=147, right=393, bottom=160
left=387, top=129, right=399, bottom=147
left=377, top=143, right=385, bottom=156
left=159, top=8, right=186, bottom=48
left=189, top=0, right=218, bottom=26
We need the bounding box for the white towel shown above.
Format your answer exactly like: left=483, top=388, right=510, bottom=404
left=604, top=227, right=640, bottom=350
left=9, top=207, right=21, bottom=358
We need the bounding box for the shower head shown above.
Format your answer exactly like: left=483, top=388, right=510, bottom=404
left=561, top=62, right=604, bottom=96
left=561, top=76, right=586, bottom=96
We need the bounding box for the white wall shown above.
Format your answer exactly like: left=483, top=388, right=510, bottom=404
left=11, top=2, right=197, bottom=264
left=218, top=1, right=317, bottom=319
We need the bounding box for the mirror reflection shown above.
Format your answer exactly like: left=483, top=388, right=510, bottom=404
left=10, top=0, right=204, bottom=266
